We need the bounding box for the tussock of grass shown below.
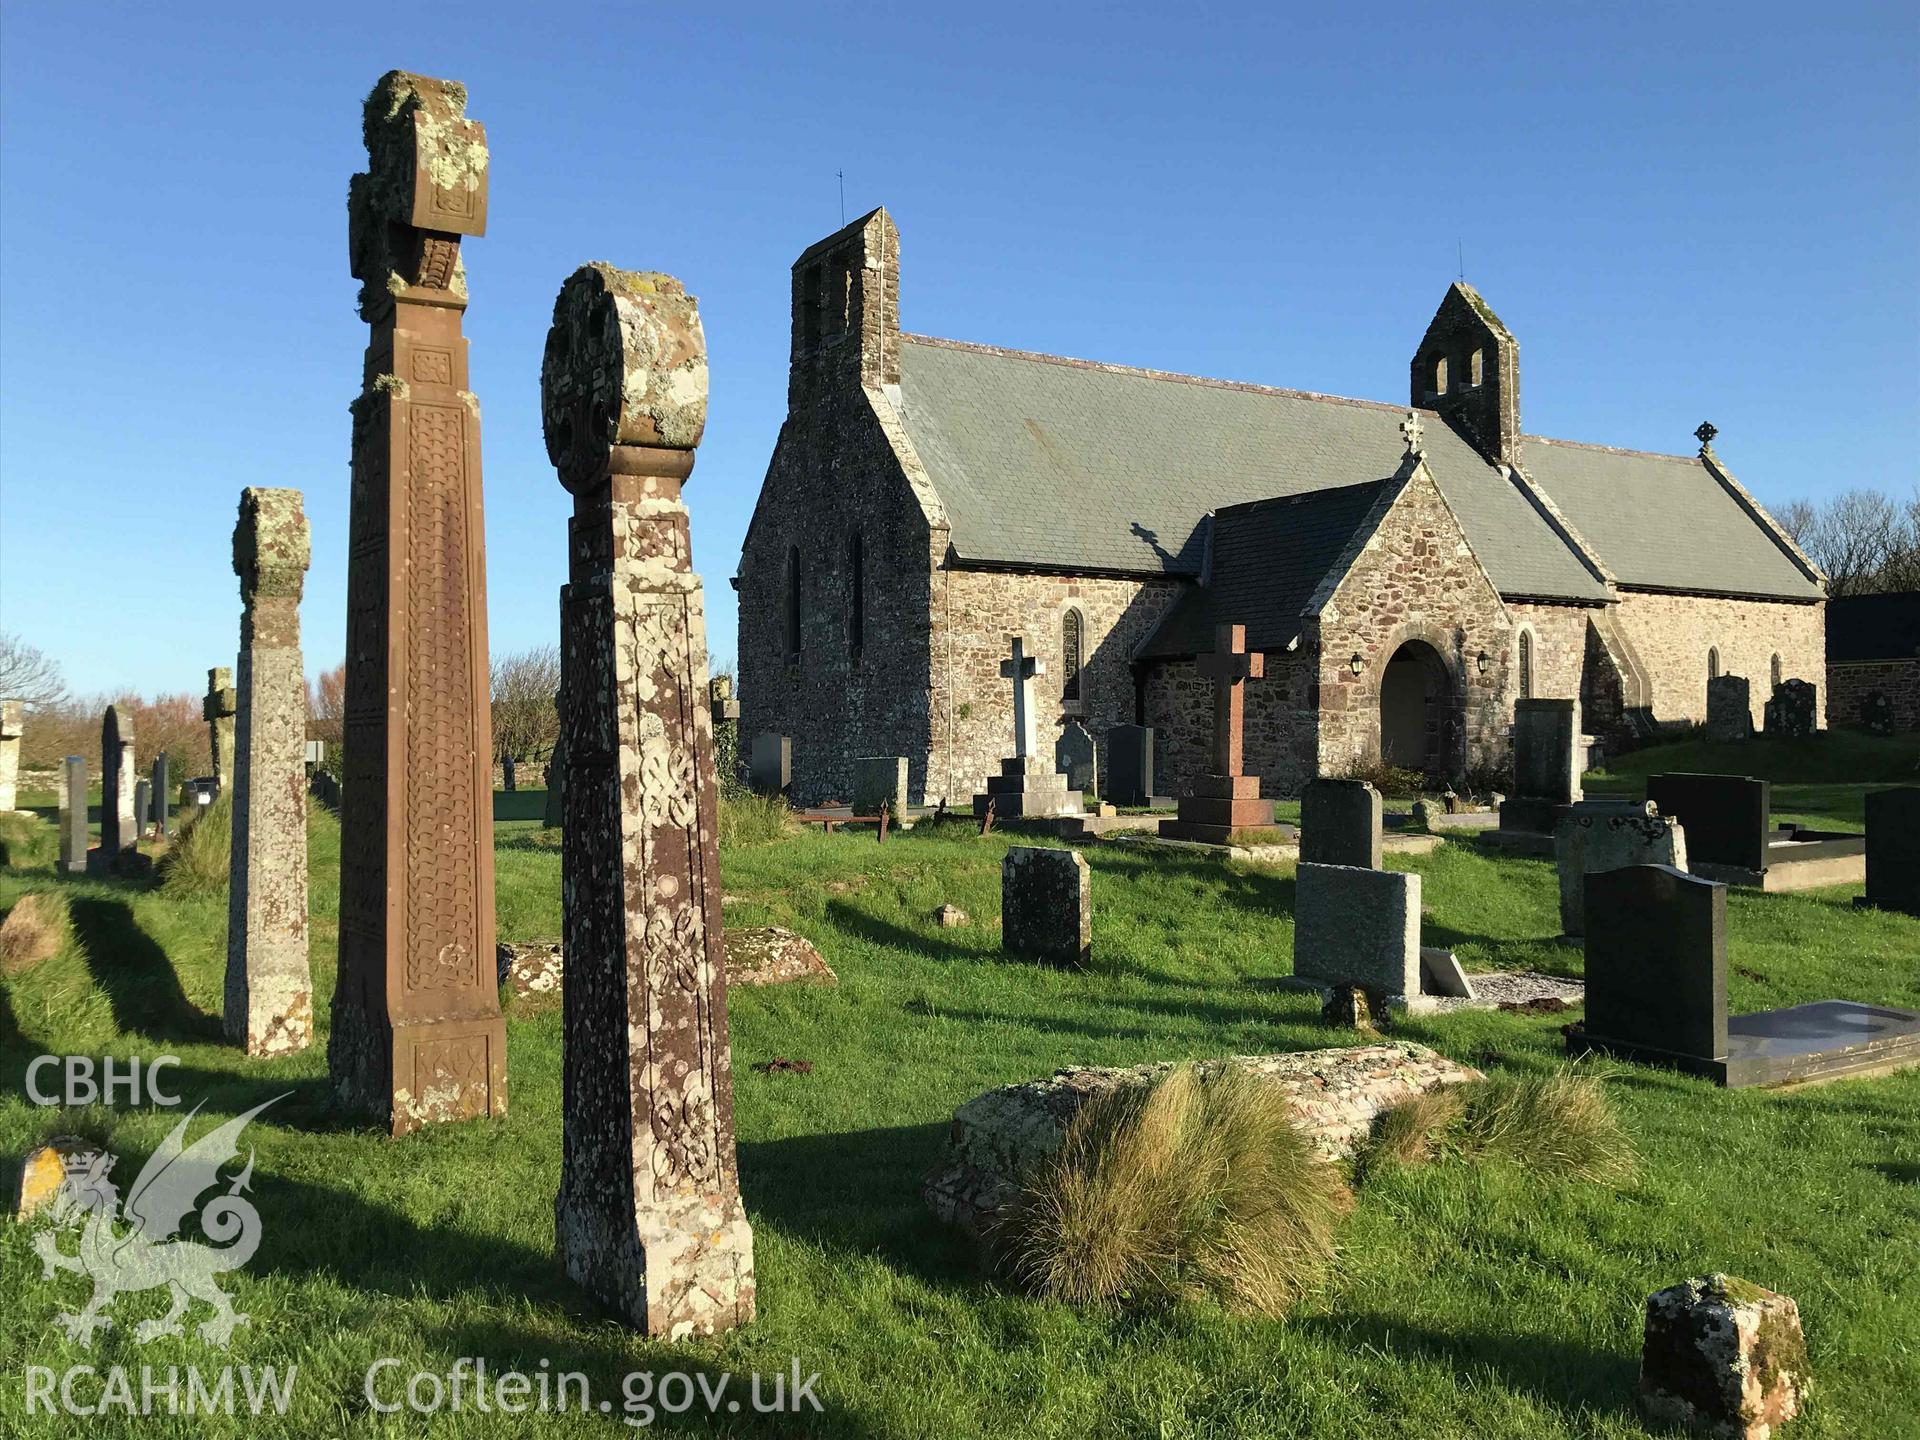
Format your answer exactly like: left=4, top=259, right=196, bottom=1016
left=1360, top=1070, right=1636, bottom=1187
left=157, top=791, right=231, bottom=896
left=0, top=811, right=55, bottom=869
left=0, top=890, right=69, bottom=973
left=1007, top=1064, right=1349, bottom=1317
left=718, top=791, right=793, bottom=850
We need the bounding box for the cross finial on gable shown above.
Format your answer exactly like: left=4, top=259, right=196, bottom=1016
left=1694, top=420, right=1717, bottom=453
left=1401, top=410, right=1425, bottom=456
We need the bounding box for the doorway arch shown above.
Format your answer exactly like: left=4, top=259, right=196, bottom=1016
left=1379, top=639, right=1455, bottom=773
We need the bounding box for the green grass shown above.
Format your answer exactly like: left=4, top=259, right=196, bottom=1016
left=1, top=805, right=1917, bottom=1437
left=1586, top=729, right=1920, bottom=828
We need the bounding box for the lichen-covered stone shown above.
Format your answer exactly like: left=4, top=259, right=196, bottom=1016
left=1554, top=799, right=1689, bottom=937
left=10, top=1138, right=102, bottom=1222
left=925, top=1043, right=1482, bottom=1238
left=497, top=940, right=564, bottom=999
left=1639, top=1274, right=1810, bottom=1439
left=1002, top=846, right=1090, bottom=966
left=95, top=705, right=137, bottom=859
left=724, top=927, right=838, bottom=987
left=203, top=668, right=237, bottom=797
left=0, top=699, right=23, bottom=812
left=548, top=265, right=754, bottom=1338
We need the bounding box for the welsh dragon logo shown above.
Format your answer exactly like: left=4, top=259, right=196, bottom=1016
left=32, top=1096, right=285, bottom=1347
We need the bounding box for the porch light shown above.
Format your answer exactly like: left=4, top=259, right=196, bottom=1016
left=1348, top=653, right=1364, bottom=676
left=1476, top=651, right=1490, bottom=674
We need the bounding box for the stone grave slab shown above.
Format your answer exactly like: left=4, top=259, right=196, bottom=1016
left=1301, top=779, right=1383, bottom=869
left=1646, top=773, right=1769, bottom=873
left=851, top=756, right=909, bottom=817
left=1554, top=799, right=1688, bottom=937
left=1104, top=723, right=1167, bottom=807
left=1002, top=846, right=1090, bottom=966
left=1860, top=787, right=1920, bottom=918
left=1293, top=862, right=1420, bottom=999
left=749, top=732, right=790, bottom=796
left=1055, top=721, right=1097, bottom=796
left=1763, top=677, right=1817, bottom=738
left=1704, top=675, right=1753, bottom=743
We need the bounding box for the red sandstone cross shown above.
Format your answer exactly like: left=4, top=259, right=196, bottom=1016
left=1196, top=624, right=1264, bottom=776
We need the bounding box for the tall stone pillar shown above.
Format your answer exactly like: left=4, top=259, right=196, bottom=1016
left=204, top=668, right=238, bottom=794
left=0, top=699, right=23, bottom=812
left=225, top=488, right=315, bottom=1057
left=59, top=757, right=86, bottom=873
left=98, top=706, right=136, bottom=857
left=545, top=265, right=755, bottom=1336
left=152, top=753, right=170, bottom=838
left=328, top=71, right=506, bottom=1134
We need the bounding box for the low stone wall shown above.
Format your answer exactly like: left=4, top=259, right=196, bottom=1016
left=924, top=1043, right=1481, bottom=1239
left=1829, top=659, right=1920, bottom=733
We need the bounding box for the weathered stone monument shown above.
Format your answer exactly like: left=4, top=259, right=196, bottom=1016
left=1161, top=625, right=1274, bottom=843
left=1301, top=779, right=1383, bottom=869
left=225, top=488, right=315, bottom=1058
left=1554, top=800, right=1687, bottom=937
left=1639, top=1274, right=1809, bottom=1439
left=1496, top=698, right=1581, bottom=836
left=151, top=753, right=170, bottom=838
left=329, top=70, right=507, bottom=1134
left=0, top=700, right=22, bottom=812
left=709, top=674, right=740, bottom=792
left=543, top=262, right=754, bottom=1335
left=1294, top=862, right=1421, bottom=1000
left=59, top=757, right=86, bottom=873
left=1704, top=675, right=1753, bottom=743
left=851, top=756, right=909, bottom=818
left=90, top=705, right=137, bottom=868
left=204, top=667, right=237, bottom=796
left=133, top=779, right=152, bottom=836
left=1002, top=846, right=1091, bottom=966
left=1862, top=787, right=1920, bottom=918
left=749, top=733, right=790, bottom=796
left=1055, top=720, right=1097, bottom=796
left=1104, top=723, right=1162, bottom=807
left=972, top=636, right=1083, bottom=819
left=1764, top=677, right=1817, bottom=738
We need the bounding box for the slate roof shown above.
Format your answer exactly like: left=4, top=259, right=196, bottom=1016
left=892, top=335, right=1813, bottom=604
left=1134, top=482, right=1391, bottom=660
left=895, top=336, right=1608, bottom=601
left=1827, top=593, right=1920, bottom=662
left=1518, top=439, right=1822, bottom=601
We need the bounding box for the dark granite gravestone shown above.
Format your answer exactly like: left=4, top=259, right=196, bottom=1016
left=1001, top=846, right=1091, bottom=966
left=1763, top=678, right=1817, bottom=738
left=134, top=779, right=152, bottom=836
left=1300, top=779, right=1383, bottom=870
left=1104, top=724, right=1162, bottom=807
left=1861, top=787, right=1920, bottom=918
left=1571, top=864, right=1920, bottom=1086
left=1646, top=773, right=1770, bottom=873
left=1704, top=675, right=1753, bottom=743
left=749, top=733, right=790, bottom=796
left=1055, top=721, right=1097, bottom=796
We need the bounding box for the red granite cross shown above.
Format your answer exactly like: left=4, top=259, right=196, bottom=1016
left=1196, top=624, right=1264, bottom=776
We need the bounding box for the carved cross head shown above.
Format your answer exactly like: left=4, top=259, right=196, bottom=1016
left=1694, top=420, right=1718, bottom=450
left=1400, top=410, right=1425, bottom=456
left=999, top=635, right=1045, bottom=682
left=541, top=263, right=708, bottom=493
left=233, top=488, right=312, bottom=603
left=1196, top=624, right=1264, bottom=683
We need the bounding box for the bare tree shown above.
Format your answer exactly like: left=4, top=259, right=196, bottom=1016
left=0, top=633, right=68, bottom=711
left=490, top=645, right=562, bottom=787
left=307, top=662, right=346, bottom=744
left=1771, top=486, right=1919, bottom=597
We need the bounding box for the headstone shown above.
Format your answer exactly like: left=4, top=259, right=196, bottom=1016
left=1293, top=862, right=1421, bottom=999
left=134, top=779, right=152, bottom=836
left=151, top=752, right=169, bottom=837
left=1554, top=800, right=1689, bottom=937
left=58, top=757, right=86, bottom=874
left=0, top=699, right=22, bottom=811
left=203, top=666, right=238, bottom=796
left=1104, top=723, right=1159, bottom=806
left=1646, top=773, right=1769, bottom=874
left=971, top=636, right=1083, bottom=818
left=749, top=733, right=790, bottom=796
left=97, top=705, right=136, bottom=858
left=544, top=262, right=754, bottom=1335
left=1580, top=865, right=1727, bottom=1065
left=1862, top=787, right=1920, bottom=918
left=851, top=756, right=908, bottom=817
left=709, top=673, right=739, bottom=721
left=1704, top=675, right=1753, bottom=743
left=1055, top=720, right=1097, bottom=796
left=1301, top=779, right=1383, bottom=869
left=1764, top=677, right=1817, bottom=738
left=1499, top=697, right=1581, bottom=833
left=502, top=755, right=517, bottom=791
left=329, top=71, right=507, bottom=1135
left=1161, top=624, right=1275, bottom=843
left=1001, top=846, right=1091, bottom=966
left=1639, top=1276, right=1808, bottom=1438
left=225, top=487, right=315, bottom=1058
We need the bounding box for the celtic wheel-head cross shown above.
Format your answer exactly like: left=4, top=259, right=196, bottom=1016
left=1694, top=421, right=1718, bottom=451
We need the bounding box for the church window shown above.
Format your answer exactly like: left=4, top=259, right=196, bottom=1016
left=786, top=546, right=804, bottom=660
left=801, top=264, right=823, bottom=349
left=1517, top=630, right=1534, bottom=699
left=1771, top=653, right=1783, bottom=689
left=1708, top=647, right=1721, bottom=682
left=847, top=529, right=865, bottom=657
left=1433, top=356, right=1449, bottom=395
left=1470, top=348, right=1485, bottom=387
left=1061, top=609, right=1084, bottom=705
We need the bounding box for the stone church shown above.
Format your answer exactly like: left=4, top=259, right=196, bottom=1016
left=736, top=208, right=1827, bottom=806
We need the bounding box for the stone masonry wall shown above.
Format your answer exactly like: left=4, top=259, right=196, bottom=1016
left=1505, top=601, right=1591, bottom=707
left=1829, top=659, right=1920, bottom=732
left=1315, top=468, right=1512, bottom=779
left=930, top=567, right=1181, bottom=804
left=1610, top=590, right=1826, bottom=727
left=1143, top=653, right=1317, bottom=798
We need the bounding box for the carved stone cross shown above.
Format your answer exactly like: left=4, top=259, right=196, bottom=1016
left=203, top=666, right=237, bottom=796
left=999, top=635, right=1046, bottom=760
left=1196, top=624, right=1264, bottom=776
left=1401, top=410, right=1425, bottom=456
left=1694, top=420, right=1718, bottom=451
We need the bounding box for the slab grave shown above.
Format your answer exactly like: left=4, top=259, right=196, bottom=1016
left=1491, top=698, right=1581, bottom=848
left=1704, top=675, right=1753, bottom=743
left=150, top=753, right=169, bottom=838
left=1001, top=846, right=1091, bottom=966
left=1763, top=677, right=1817, bottom=738
left=1647, top=771, right=1863, bottom=891
left=1554, top=799, right=1687, bottom=937
left=134, top=779, right=151, bottom=836
left=203, top=666, right=237, bottom=796
left=972, top=636, right=1083, bottom=819
left=1301, top=779, right=1383, bottom=869
left=87, top=705, right=138, bottom=873
left=851, top=756, right=909, bottom=818
left=1568, top=864, right=1920, bottom=1086
left=1859, top=787, right=1920, bottom=918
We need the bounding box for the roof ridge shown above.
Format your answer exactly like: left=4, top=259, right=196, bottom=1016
left=899, top=332, right=1428, bottom=419
left=1522, top=433, right=1700, bottom=464
left=1214, top=479, right=1390, bottom=519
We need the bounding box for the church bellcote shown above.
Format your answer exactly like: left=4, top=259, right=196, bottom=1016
left=1410, top=282, right=1520, bottom=468
left=788, top=206, right=901, bottom=410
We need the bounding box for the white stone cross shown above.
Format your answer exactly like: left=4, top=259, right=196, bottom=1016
left=999, top=634, right=1047, bottom=759
left=1400, top=410, right=1425, bottom=456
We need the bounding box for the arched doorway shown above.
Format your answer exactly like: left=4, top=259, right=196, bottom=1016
left=1380, top=640, right=1453, bottom=772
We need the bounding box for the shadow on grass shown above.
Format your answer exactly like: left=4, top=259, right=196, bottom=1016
left=1292, top=1311, right=1637, bottom=1424
left=824, top=900, right=983, bottom=964
left=1871, top=1161, right=1920, bottom=1185
left=67, top=895, right=220, bottom=1045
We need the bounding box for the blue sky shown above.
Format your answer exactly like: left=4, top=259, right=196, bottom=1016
left=2, top=2, right=1914, bottom=698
